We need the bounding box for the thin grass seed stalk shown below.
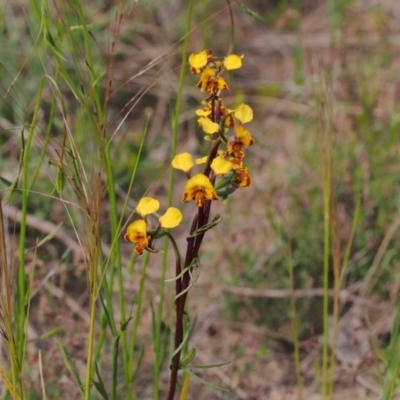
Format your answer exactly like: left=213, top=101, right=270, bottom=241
left=123, top=49, right=255, bottom=398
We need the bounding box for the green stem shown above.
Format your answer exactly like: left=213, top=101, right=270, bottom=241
left=287, top=246, right=304, bottom=400
left=18, top=77, right=48, bottom=380
left=85, top=296, right=97, bottom=400
left=129, top=253, right=150, bottom=391
left=321, top=122, right=332, bottom=400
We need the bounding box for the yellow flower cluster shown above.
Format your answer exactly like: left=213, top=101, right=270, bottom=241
left=124, top=197, right=182, bottom=255
left=172, top=49, right=255, bottom=207
left=124, top=49, right=255, bottom=255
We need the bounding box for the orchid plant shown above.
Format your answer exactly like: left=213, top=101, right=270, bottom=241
left=124, top=49, right=255, bottom=399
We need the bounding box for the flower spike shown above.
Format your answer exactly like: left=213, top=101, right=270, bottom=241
left=121, top=49, right=256, bottom=399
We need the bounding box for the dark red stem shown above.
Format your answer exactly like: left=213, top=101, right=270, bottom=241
left=167, top=96, right=221, bottom=400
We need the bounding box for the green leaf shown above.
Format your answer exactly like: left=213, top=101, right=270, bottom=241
left=237, top=0, right=264, bottom=22
left=55, top=165, right=65, bottom=193
left=56, top=341, right=84, bottom=397
left=100, top=293, right=117, bottom=336
left=0, top=176, right=12, bottom=186
left=120, top=316, right=133, bottom=332
left=35, top=223, right=63, bottom=248
left=93, top=362, right=109, bottom=400
left=188, top=371, right=229, bottom=392
left=184, top=360, right=231, bottom=369
left=131, top=344, right=145, bottom=382
left=180, top=348, right=196, bottom=368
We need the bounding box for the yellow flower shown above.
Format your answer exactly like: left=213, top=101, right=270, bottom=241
left=136, top=197, right=160, bottom=217
left=206, top=77, right=228, bottom=95
left=182, top=173, right=218, bottom=208
left=224, top=54, right=243, bottom=70
left=198, top=117, right=219, bottom=134
left=226, top=126, right=255, bottom=160
left=230, top=158, right=252, bottom=187
left=124, top=220, right=150, bottom=255
left=234, top=104, right=253, bottom=124
left=234, top=166, right=252, bottom=187
left=235, top=126, right=255, bottom=146
left=196, top=66, right=216, bottom=89
left=159, top=207, right=182, bottom=228
left=196, top=67, right=228, bottom=95
left=211, top=156, right=233, bottom=175
left=172, top=153, right=194, bottom=173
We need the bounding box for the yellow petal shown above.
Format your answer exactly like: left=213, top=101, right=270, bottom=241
left=211, top=156, right=233, bottom=175
left=224, top=54, right=243, bottom=70
left=234, top=104, right=253, bottom=124
left=216, top=77, right=228, bottom=90
left=196, top=156, right=208, bottom=165
left=171, top=153, right=194, bottom=172
left=186, top=173, right=214, bottom=192
left=159, top=207, right=182, bottom=228
left=198, top=117, right=219, bottom=134
left=189, top=51, right=208, bottom=69
left=235, top=126, right=255, bottom=147
left=195, top=109, right=211, bottom=117
left=124, top=219, right=147, bottom=243
left=229, top=157, right=243, bottom=170
left=136, top=197, right=160, bottom=217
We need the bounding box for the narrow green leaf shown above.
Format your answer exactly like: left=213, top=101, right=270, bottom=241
left=35, top=223, right=63, bottom=249
left=188, top=371, right=228, bottom=392
left=111, top=335, right=121, bottom=400
left=0, top=176, right=12, bottom=186
left=55, top=165, right=65, bottom=193
left=99, top=293, right=117, bottom=336
left=93, top=362, right=109, bottom=400
left=56, top=341, right=84, bottom=397
left=236, top=0, right=264, bottom=22
left=131, top=344, right=145, bottom=382
left=180, top=348, right=196, bottom=368
left=183, top=360, right=231, bottom=369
